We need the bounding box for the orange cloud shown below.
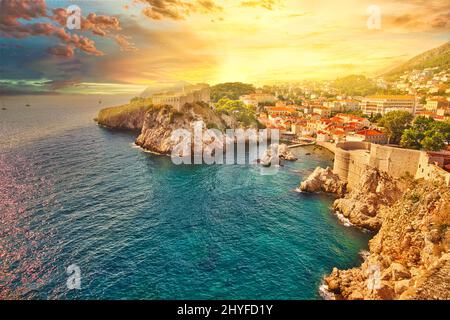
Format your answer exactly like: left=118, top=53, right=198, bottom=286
left=115, top=34, right=138, bottom=52
left=47, top=44, right=74, bottom=57
left=137, top=0, right=222, bottom=20
left=52, top=9, right=122, bottom=36
left=381, top=0, right=450, bottom=32
left=240, top=0, right=283, bottom=10
left=0, top=0, right=131, bottom=57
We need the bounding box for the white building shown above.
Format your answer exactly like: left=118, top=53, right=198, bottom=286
left=239, top=93, right=276, bottom=107
left=360, top=95, right=416, bottom=115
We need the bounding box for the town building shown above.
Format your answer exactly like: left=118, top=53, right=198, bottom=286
left=348, top=129, right=387, bottom=144
left=323, top=100, right=360, bottom=112
left=316, top=131, right=332, bottom=142
left=425, top=97, right=450, bottom=111
left=240, top=93, right=276, bottom=106
left=312, top=106, right=331, bottom=117
left=360, top=95, right=416, bottom=115
left=266, top=106, right=297, bottom=120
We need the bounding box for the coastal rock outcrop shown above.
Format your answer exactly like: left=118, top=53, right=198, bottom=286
left=278, top=144, right=298, bottom=161
left=323, top=180, right=450, bottom=300
left=96, top=99, right=270, bottom=157
left=96, top=101, right=151, bottom=131
left=135, top=102, right=227, bottom=154
left=332, top=168, right=403, bottom=231
left=299, top=167, right=346, bottom=196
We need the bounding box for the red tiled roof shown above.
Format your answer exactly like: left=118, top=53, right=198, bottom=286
left=332, top=129, right=345, bottom=135
left=330, top=116, right=344, bottom=122
left=417, top=111, right=436, bottom=115
left=356, top=129, right=384, bottom=136
left=267, top=106, right=296, bottom=112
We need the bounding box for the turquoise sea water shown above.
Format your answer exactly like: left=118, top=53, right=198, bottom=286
left=0, top=101, right=370, bottom=299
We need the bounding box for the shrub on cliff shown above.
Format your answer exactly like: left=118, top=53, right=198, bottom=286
left=215, top=98, right=258, bottom=127
left=97, top=98, right=153, bottom=131
left=210, top=82, right=255, bottom=102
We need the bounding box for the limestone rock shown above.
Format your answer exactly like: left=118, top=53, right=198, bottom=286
left=323, top=179, right=450, bottom=300
left=96, top=103, right=150, bottom=131
left=135, top=103, right=227, bottom=155
left=277, top=144, right=298, bottom=161
left=332, top=168, right=403, bottom=231
left=299, top=166, right=346, bottom=196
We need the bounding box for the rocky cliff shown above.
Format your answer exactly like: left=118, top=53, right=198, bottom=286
left=96, top=99, right=152, bottom=131
left=324, top=180, right=450, bottom=300
left=300, top=166, right=450, bottom=299
left=135, top=102, right=228, bottom=154
left=299, top=167, right=346, bottom=196
left=96, top=99, right=283, bottom=157
left=333, top=168, right=404, bottom=231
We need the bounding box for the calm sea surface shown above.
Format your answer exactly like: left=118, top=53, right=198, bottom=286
left=0, top=100, right=370, bottom=299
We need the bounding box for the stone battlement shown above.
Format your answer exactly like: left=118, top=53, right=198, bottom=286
left=332, top=141, right=450, bottom=189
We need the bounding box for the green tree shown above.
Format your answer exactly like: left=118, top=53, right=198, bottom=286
left=421, top=132, right=446, bottom=151
left=412, top=116, right=434, bottom=131
left=333, top=75, right=378, bottom=96
left=215, top=98, right=257, bottom=126
left=400, top=128, right=423, bottom=149
left=431, top=121, right=450, bottom=145
left=378, top=110, right=413, bottom=144
left=399, top=117, right=449, bottom=151
left=369, top=113, right=382, bottom=123
left=130, top=96, right=144, bottom=103
left=210, top=82, right=255, bottom=102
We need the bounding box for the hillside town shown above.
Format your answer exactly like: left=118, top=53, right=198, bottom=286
left=252, top=69, right=449, bottom=144
left=143, top=66, right=450, bottom=174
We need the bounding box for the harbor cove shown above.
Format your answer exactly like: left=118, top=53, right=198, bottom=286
left=0, top=98, right=371, bottom=299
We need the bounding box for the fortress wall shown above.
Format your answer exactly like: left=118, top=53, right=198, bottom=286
left=336, top=141, right=371, bottom=151
left=368, top=144, right=422, bottom=179
left=346, top=151, right=371, bottom=189
left=333, top=148, right=351, bottom=182
left=333, top=141, right=371, bottom=190
left=333, top=141, right=450, bottom=188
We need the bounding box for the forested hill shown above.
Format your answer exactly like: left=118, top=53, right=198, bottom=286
left=383, top=41, right=450, bottom=78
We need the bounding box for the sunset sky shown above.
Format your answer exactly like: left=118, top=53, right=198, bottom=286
left=0, top=0, right=449, bottom=95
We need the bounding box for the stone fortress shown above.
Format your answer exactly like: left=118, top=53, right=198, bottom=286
left=151, top=83, right=210, bottom=112
left=326, top=141, right=450, bottom=190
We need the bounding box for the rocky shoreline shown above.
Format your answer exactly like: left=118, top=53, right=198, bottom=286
left=300, top=165, right=450, bottom=300
left=97, top=101, right=449, bottom=299
left=96, top=101, right=297, bottom=162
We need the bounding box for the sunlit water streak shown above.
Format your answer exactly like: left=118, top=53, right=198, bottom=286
left=0, top=103, right=370, bottom=299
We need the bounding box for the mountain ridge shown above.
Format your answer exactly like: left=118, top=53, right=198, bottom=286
left=382, top=41, right=450, bottom=78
